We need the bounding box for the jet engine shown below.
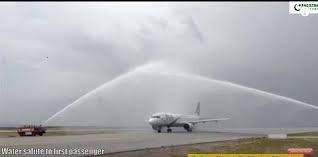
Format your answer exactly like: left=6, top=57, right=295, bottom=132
left=183, top=123, right=194, bottom=132
left=152, top=125, right=159, bottom=130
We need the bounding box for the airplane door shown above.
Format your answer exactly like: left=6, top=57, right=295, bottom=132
left=165, top=114, right=174, bottom=124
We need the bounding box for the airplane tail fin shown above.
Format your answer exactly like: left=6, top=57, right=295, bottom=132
left=194, top=102, right=200, bottom=116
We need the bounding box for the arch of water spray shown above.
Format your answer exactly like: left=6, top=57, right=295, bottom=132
left=44, top=62, right=318, bottom=128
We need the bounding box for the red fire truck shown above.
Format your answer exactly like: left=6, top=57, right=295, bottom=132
left=17, top=125, right=46, bottom=136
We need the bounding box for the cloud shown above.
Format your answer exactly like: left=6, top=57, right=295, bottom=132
left=0, top=2, right=318, bottom=126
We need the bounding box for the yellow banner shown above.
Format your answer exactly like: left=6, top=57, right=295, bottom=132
left=188, top=154, right=304, bottom=157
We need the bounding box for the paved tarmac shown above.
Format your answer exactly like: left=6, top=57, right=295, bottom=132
left=0, top=130, right=257, bottom=157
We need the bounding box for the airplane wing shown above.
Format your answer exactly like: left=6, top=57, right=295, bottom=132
left=189, top=118, right=229, bottom=124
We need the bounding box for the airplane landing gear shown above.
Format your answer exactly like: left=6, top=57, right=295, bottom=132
left=157, top=127, right=161, bottom=133
left=167, top=128, right=172, bottom=133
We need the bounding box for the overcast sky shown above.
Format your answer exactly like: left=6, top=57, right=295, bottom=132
left=0, top=2, right=318, bottom=126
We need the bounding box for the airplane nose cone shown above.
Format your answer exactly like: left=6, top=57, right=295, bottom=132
left=148, top=118, right=156, bottom=125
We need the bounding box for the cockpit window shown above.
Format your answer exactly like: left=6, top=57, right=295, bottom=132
left=151, top=116, right=160, bottom=118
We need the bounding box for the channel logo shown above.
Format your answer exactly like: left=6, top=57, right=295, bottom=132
left=288, top=148, right=314, bottom=155
left=289, top=1, right=318, bottom=16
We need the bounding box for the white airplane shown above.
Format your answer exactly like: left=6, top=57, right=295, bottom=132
left=148, top=102, right=229, bottom=133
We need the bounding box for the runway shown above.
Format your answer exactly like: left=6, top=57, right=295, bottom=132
left=0, top=130, right=258, bottom=157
